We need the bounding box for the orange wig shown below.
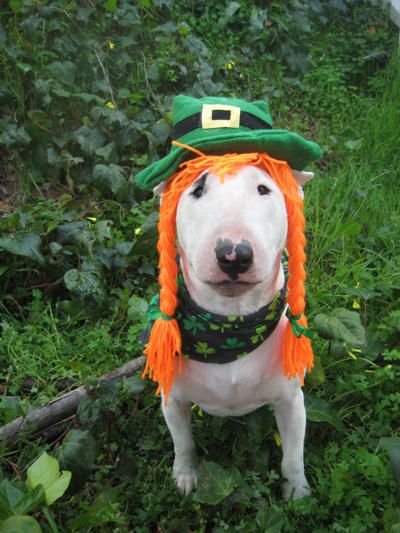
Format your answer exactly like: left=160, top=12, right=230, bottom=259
left=142, top=147, right=314, bottom=402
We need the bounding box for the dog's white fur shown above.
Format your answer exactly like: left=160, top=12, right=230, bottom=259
left=158, top=165, right=313, bottom=500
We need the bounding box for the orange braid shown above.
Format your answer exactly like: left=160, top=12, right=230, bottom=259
left=142, top=149, right=313, bottom=402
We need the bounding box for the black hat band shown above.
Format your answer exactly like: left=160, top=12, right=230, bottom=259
left=173, top=107, right=273, bottom=139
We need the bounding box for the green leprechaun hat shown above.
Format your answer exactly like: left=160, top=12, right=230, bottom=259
left=135, top=95, right=322, bottom=190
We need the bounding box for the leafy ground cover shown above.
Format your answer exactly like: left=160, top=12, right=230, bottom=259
left=0, top=0, right=399, bottom=531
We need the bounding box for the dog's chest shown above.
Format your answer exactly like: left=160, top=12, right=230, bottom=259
left=172, top=316, right=296, bottom=416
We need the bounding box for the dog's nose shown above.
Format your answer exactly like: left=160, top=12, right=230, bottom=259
left=215, top=239, right=254, bottom=280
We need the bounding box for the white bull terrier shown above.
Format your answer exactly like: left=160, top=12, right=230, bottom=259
left=136, top=95, right=322, bottom=501
left=160, top=165, right=312, bottom=500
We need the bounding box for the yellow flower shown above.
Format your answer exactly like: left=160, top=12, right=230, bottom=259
left=134, top=227, right=142, bottom=236
left=352, top=299, right=361, bottom=309
left=106, top=101, right=116, bottom=109
left=224, top=60, right=236, bottom=70
left=87, top=216, right=97, bottom=222
left=108, top=41, right=115, bottom=50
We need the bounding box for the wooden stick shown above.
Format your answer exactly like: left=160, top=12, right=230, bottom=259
left=0, top=356, right=145, bottom=447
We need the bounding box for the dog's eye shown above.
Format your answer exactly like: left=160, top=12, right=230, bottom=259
left=257, top=184, right=271, bottom=196
left=191, top=184, right=204, bottom=199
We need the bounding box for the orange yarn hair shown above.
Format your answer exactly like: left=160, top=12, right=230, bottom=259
left=142, top=147, right=314, bottom=402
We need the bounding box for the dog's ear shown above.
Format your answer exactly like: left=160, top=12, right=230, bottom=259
left=291, top=170, right=314, bottom=199
left=153, top=181, right=167, bottom=197
left=291, top=170, right=314, bottom=186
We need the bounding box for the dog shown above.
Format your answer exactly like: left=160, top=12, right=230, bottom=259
left=137, top=95, right=321, bottom=501
left=155, top=164, right=313, bottom=500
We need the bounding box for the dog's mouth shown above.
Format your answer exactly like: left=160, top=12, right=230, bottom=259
left=206, top=280, right=259, bottom=297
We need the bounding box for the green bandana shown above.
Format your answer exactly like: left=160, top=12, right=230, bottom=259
left=145, top=276, right=286, bottom=364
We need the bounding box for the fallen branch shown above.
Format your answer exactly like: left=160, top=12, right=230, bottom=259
left=0, top=356, right=145, bottom=448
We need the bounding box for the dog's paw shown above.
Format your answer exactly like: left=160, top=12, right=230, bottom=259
left=282, top=479, right=311, bottom=500
left=173, top=465, right=198, bottom=496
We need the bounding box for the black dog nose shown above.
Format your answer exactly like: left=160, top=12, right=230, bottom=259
left=215, top=239, right=254, bottom=280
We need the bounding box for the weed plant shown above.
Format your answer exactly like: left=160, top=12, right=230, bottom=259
left=0, top=0, right=399, bottom=531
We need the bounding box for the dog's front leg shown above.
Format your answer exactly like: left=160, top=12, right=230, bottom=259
left=161, top=395, right=198, bottom=495
left=273, top=389, right=310, bottom=500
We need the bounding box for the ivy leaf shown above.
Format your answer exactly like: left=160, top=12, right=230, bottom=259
left=305, top=396, right=345, bottom=432
left=73, top=125, right=106, bottom=154
left=219, top=2, right=241, bottom=28
left=194, top=461, right=241, bottom=504
left=0, top=515, right=41, bottom=533
left=380, top=437, right=400, bottom=491
left=64, top=269, right=106, bottom=303
left=122, top=375, right=145, bottom=395
left=0, top=233, right=45, bottom=265
left=56, top=429, right=97, bottom=493
left=46, top=61, right=77, bottom=86
left=55, top=221, right=94, bottom=254
left=92, top=164, right=128, bottom=201
left=151, top=119, right=171, bottom=145
left=313, top=308, right=366, bottom=346
left=127, top=295, right=148, bottom=322
left=256, top=505, right=286, bottom=531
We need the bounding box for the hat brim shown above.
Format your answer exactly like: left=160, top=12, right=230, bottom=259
left=135, top=128, right=322, bottom=190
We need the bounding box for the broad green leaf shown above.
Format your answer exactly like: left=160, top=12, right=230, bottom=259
left=380, top=437, right=400, bottom=491
left=194, top=461, right=241, bottom=504
left=46, top=61, right=76, bottom=86
left=219, top=1, right=241, bottom=28
left=27, top=110, right=52, bottom=130
left=151, top=119, right=171, bottom=145
left=44, top=471, right=71, bottom=506
left=127, top=295, right=148, bottom=322
left=0, top=233, right=45, bottom=265
left=0, top=396, right=24, bottom=424
left=0, top=480, right=24, bottom=519
left=115, top=241, right=133, bottom=256
left=73, top=125, right=106, bottom=154
left=9, top=0, right=22, bottom=12
left=313, top=308, right=366, bottom=346
left=305, top=396, right=345, bottom=432
left=306, top=355, right=325, bottom=385
left=95, top=142, right=117, bottom=162
left=77, top=397, right=103, bottom=429
left=64, top=269, right=106, bottom=302
left=57, top=429, right=97, bottom=493
left=0, top=515, right=41, bottom=533
left=103, top=0, right=117, bottom=12
left=93, top=221, right=113, bottom=243
left=256, top=505, right=286, bottom=531
left=26, top=452, right=71, bottom=505
left=14, top=485, right=44, bottom=516
left=122, top=375, right=145, bottom=396
left=67, top=486, right=121, bottom=530
left=92, top=164, right=128, bottom=201
left=55, top=221, right=94, bottom=254
left=26, top=453, right=58, bottom=493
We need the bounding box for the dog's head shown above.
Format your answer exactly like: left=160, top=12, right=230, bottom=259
left=155, top=165, right=313, bottom=299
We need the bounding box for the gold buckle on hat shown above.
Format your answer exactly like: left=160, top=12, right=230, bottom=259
left=201, top=104, right=241, bottom=129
